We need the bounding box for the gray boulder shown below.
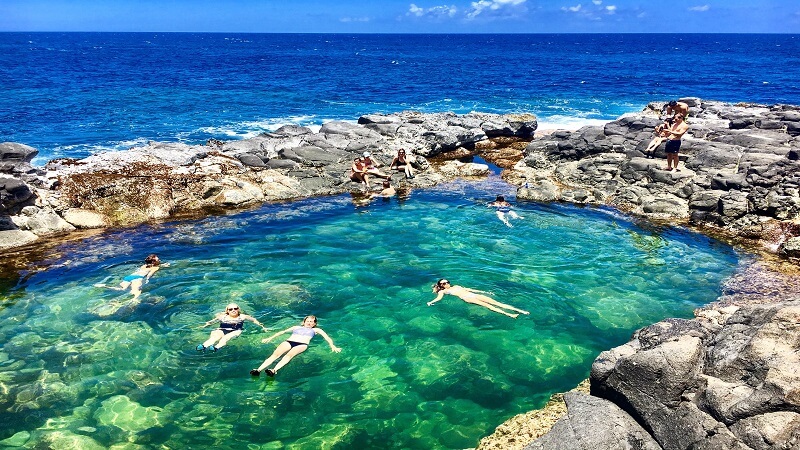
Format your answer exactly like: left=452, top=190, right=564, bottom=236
left=524, top=393, right=662, bottom=450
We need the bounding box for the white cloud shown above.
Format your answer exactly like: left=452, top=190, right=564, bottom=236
left=689, top=5, right=710, bottom=12
left=605, top=5, right=616, bottom=13
left=409, top=3, right=425, bottom=16
left=465, top=0, right=526, bottom=19
left=408, top=3, right=458, bottom=18
left=592, top=0, right=602, bottom=4
left=562, top=4, right=582, bottom=12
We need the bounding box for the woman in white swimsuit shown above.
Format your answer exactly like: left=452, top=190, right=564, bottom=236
left=250, top=315, right=341, bottom=377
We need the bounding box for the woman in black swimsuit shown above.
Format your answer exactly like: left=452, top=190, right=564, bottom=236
left=196, top=303, right=268, bottom=352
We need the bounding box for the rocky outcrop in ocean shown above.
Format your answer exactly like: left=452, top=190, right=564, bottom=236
left=509, top=98, right=800, bottom=257
left=486, top=259, right=800, bottom=450
left=478, top=98, right=800, bottom=450
left=0, top=111, right=536, bottom=251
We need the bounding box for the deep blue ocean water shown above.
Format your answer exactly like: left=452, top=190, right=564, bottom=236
left=1, top=33, right=799, bottom=164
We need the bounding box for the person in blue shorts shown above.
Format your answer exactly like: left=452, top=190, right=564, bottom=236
left=94, top=254, right=167, bottom=300
left=663, top=114, right=689, bottom=171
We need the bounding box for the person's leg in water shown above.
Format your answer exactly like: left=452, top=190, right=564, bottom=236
left=471, top=293, right=530, bottom=315
left=271, top=344, right=309, bottom=375
left=202, top=329, right=225, bottom=349
left=215, top=330, right=242, bottom=349
left=463, top=299, right=519, bottom=318
left=496, top=211, right=512, bottom=227
left=254, top=341, right=292, bottom=373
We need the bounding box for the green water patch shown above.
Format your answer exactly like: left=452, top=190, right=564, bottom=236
left=0, top=180, right=739, bottom=449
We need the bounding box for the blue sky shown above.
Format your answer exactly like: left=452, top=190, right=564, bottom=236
left=3, top=0, right=798, bottom=33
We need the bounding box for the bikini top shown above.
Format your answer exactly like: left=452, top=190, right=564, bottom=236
left=290, top=327, right=316, bottom=340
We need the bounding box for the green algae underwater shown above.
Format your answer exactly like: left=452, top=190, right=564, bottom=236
left=0, top=180, right=739, bottom=449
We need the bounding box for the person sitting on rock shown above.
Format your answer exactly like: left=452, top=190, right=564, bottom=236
left=389, top=148, right=415, bottom=179
left=362, top=151, right=392, bottom=181
left=643, top=117, right=674, bottom=157
left=349, top=157, right=371, bottom=189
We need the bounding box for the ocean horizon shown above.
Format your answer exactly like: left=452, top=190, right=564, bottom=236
left=2, top=32, right=798, bottom=165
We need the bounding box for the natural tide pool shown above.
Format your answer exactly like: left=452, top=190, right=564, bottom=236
left=0, top=179, right=739, bottom=449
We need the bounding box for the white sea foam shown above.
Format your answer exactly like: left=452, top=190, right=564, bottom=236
left=195, top=115, right=319, bottom=138
left=536, top=116, right=611, bottom=131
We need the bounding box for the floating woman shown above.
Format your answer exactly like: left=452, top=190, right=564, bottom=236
left=427, top=279, right=530, bottom=319
left=196, top=303, right=269, bottom=352
left=250, top=315, right=341, bottom=377
left=94, top=254, right=168, bottom=300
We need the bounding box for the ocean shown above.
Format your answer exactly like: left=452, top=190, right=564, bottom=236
left=2, top=33, right=799, bottom=165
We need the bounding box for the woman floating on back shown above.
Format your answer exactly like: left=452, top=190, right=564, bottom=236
left=250, top=315, right=341, bottom=377
left=196, top=303, right=268, bottom=352
left=428, top=279, right=529, bottom=318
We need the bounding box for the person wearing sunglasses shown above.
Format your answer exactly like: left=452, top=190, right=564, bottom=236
left=428, top=279, right=530, bottom=319
left=389, top=148, right=415, bottom=179
left=196, top=303, right=268, bottom=352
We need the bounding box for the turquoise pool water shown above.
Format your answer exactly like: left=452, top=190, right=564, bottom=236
left=0, top=179, right=739, bottom=449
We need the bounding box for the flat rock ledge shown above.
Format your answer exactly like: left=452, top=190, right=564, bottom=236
left=509, top=98, right=800, bottom=258
left=0, top=111, right=537, bottom=251
left=478, top=258, right=800, bottom=450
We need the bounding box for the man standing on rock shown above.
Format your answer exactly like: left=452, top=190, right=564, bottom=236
left=665, top=100, right=689, bottom=119
left=663, top=114, right=689, bottom=171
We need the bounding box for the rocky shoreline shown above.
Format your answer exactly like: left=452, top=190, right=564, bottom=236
left=2, top=99, right=800, bottom=449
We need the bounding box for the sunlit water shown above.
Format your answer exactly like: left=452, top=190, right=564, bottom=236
left=0, top=179, right=739, bottom=449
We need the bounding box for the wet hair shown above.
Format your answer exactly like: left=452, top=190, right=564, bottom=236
left=382, top=180, right=391, bottom=188
left=302, top=315, right=318, bottom=326
left=144, top=254, right=160, bottom=266
left=668, top=100, right=678, bottom=107
left=432, top=278, right=449, bottom=292
left=495, top=195, right=506, bottom=202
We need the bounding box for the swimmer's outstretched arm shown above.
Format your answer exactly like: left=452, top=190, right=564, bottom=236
left=201, top=313, right=222, bottom=328
left=261, top=326, right=297, bottom=343
left=427, top=291, right=445, bottom=306
left=243, top=314, right=269, bottom=331
left=315, top=328, right=342, bottom=353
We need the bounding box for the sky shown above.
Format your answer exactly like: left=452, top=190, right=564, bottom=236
left=2, top=0, right=799, bottom=33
